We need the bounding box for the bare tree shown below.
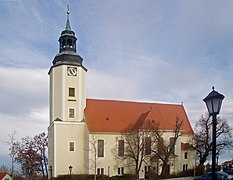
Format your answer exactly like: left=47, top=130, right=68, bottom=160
left=4, top=132, right=48, bottom=179
left=87, top=135, right=98, bottom=180
left=0, top=164, right=11, bottom=173
left=151, top=118, right=183, bottom=177
left=113, top=111, right=157, bottom=179
left=16, top=136, right=41, bottom=178
left=4, top=131, right=19, bottom=178
left=122, top=129, right=151, bottom=179
left=33, top=132, right=48, bottom=178
left=113, top=111, right=184, bottom=179
left=194, top=113, right=233, bottom=170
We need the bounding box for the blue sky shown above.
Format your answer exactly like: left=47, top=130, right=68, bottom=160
left=0, top=0, right=233, bottom=166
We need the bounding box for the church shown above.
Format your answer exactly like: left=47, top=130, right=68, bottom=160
left=48, top=7, right=195, bottom=178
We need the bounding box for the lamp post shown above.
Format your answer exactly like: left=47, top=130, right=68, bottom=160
left=69, top=165, right=73, bottom=180
left=49, top=166, right=52, bottom=179
left=216, top=152, right=219, bottom=170
left=203, top=86, right=224, bottom=180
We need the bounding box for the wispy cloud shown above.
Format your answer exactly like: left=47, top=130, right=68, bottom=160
left=0, top=67, right=48, bottom=114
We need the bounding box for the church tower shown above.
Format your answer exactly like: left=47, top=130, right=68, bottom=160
left=48, top=6, right=88, bottom=177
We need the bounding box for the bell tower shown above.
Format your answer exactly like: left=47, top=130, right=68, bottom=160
left=49, top=5, right=87, bottom=124
left=48, top=5, right=88, bottom=177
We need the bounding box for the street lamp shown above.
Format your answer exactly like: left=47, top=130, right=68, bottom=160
left=49, top=166, right=53, bottom=179
left=69, top=165, right=73, bottom=180
left=203, top=86, right=224, bottom=179
left=216, top=152, right=219, bottom=169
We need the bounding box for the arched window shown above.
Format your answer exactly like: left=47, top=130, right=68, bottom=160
left=62, top=39, right=66, bottom=48
left=67, top=39, right=73, bottom=47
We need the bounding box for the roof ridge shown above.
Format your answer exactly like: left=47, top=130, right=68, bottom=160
left=86, top=98, right=183, bottom=106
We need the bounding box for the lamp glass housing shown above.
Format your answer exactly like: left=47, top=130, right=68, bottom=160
left=205, top=98, right=223, bottom=115
left=203, top=87, right=225, bottom=115
left=69, top=165, right=73, bottom=172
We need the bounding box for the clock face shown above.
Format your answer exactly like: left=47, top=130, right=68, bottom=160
left=67, top=67, right=77, bottom=76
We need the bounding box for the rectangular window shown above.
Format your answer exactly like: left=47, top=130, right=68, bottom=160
left=117, top=167, right=124, bottom=175
left=69, top=108, right=75, bottom=118
left=69, top=87, right=75, bottom=97
left=165, top=165, right=170, bottom=174
left=145, top=137, right=151, bottom=155
left=169, top=137, right=175, bottom=155
left=183, top=164, right=188, bottom=171
left=69, top=142, right=74, bottom=151
left=184, top=152, right=188, bottom=159
left=97, top=168, right=104, bottom=175
left=158, top=137, right=164, bottom=154
left=98, top=139, right=104, bottom=157
left=144, top=166, right=151, bottom=173
left=118, top=140, right=124, bottom=157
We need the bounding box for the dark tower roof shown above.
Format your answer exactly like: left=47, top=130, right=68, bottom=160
left=52, top=5, right=86, bottom=70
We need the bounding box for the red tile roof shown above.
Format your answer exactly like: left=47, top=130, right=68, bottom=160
left=181, top=142, right=192, bottom=151
left=0, top=172, right=8, bottom=180
left=85, top=99, right=193, bottom=134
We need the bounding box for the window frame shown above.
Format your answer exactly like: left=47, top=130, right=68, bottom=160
left=97, top=139, right=104, bottom=157
left=169, top=137, right=175, bottom=155
left=184, top=152, right=188, bottom=159
left=183, top=164, right=188, bottom=171
left=158, top=137, right=164, bottom=154
left=145, top=137, right=151, bottom=155
left=117, top=167, right=124, bottom=175
left=69, top=87, right=75, bottom=97
left=118, top=139, right=124, bottom=157
left=97, top=168, right=104, bottom=175
left=68, top=108, right=75, bottom=118
left=69, top=141, right=75, bottom=151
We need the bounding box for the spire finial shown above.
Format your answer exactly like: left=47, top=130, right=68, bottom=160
left=67, top=4, right=70, bottom=15
left=212, top=86, right=215, bottom=91
left=65, top=3, right=71, bottom=30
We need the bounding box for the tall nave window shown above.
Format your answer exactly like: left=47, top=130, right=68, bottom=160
left=145, top=137, right=151, bottom=155
left=118, top=140, right=124, bottom=157
left=97, top=139, right=104, bottom=157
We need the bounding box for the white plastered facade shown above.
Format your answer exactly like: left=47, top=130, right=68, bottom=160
left=48, top=64, right=88, bottom=177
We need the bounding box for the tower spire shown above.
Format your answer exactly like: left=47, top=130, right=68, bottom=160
left=65, top=4, right=71, bottom=31
left=52, top=3, right=86, bottom=69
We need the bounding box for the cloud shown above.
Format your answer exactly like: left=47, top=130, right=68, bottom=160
left=0, top=106, right=48, bottom=157
left=0, top=67, right=48, bottom=114
left=0, top=67, right=48, bottom=159
left=87, top=68, right=140, bottom=100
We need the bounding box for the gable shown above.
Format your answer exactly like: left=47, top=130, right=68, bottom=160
left=0, top=173, right=11, bottom=180
left=84, top=99, right=193, bottom=134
